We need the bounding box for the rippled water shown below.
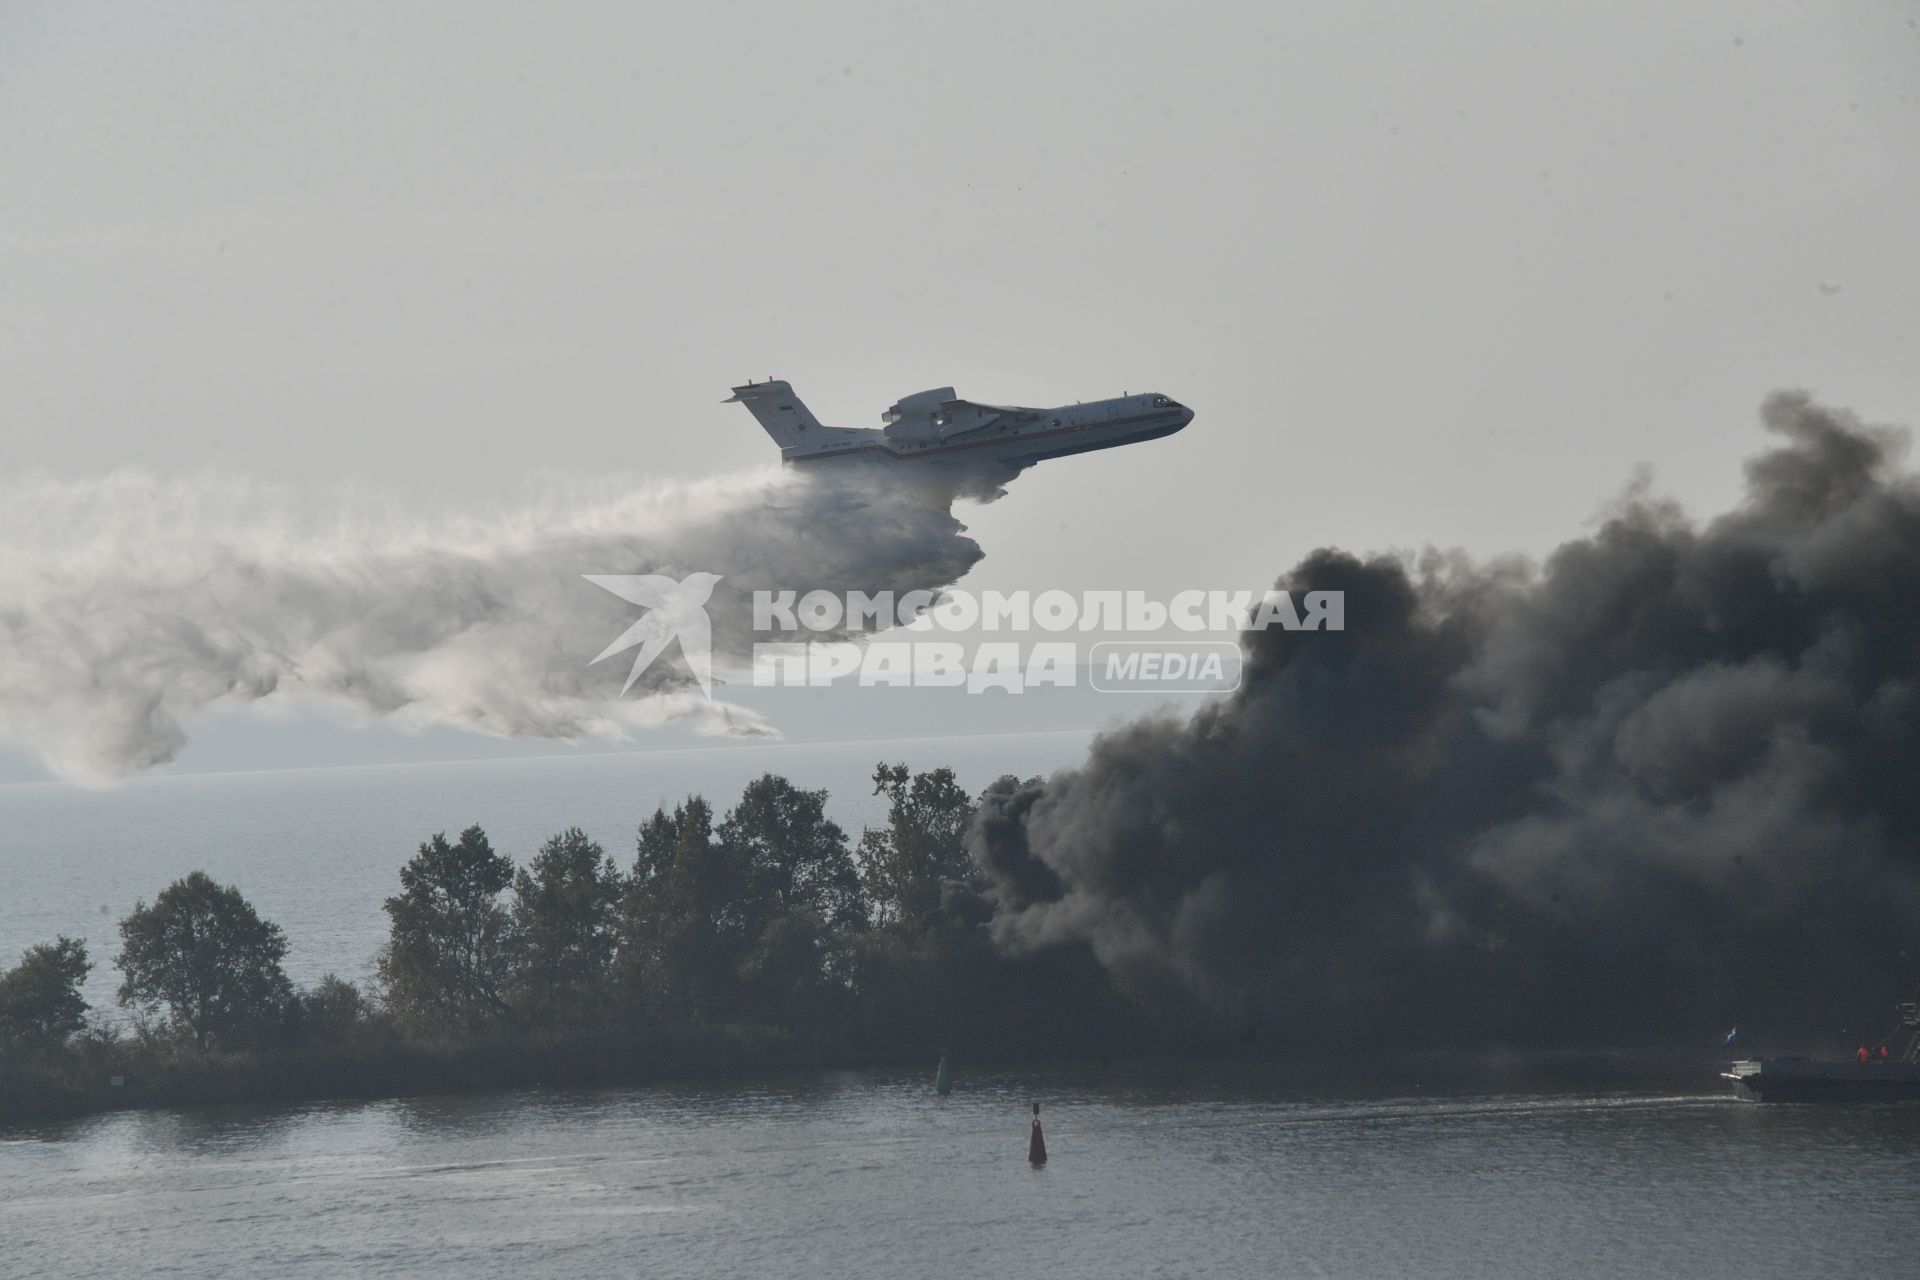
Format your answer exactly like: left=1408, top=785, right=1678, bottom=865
left=5, top=1066, right=1918, bottom=1279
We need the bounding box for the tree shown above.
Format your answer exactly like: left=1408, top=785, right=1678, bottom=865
left=380, top=825, right=515, bottom=1034
left=857, top=763, right=981, bottom=928
left=718, top=774, right=865, bottom=933
left=116, top=873, right=294, bottom=1049
left=0, top=937, right=91, bottom=1053
left=716, top=775, right=865, bottom=1028
left=508, top=828, right=620, bottom=1024
left=615, top=797, right=747, bottom=1022
left=297, top=974, right=371, bottom=1045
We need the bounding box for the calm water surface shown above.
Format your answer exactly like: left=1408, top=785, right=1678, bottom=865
left=4, top=1066, right=1917, bottom=1279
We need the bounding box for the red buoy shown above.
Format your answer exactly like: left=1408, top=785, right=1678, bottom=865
left=1028, top=1103, right=1048, bottom=1166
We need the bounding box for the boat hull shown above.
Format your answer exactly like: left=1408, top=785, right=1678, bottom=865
left=1723, top=1058, right=1920, bottom=1103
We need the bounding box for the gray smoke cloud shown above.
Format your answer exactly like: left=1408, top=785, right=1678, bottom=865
left=972, top=392, right=1920, bottom=1047
left=0, top=464, right=990, bottom=783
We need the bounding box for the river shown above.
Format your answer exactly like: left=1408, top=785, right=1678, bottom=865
left=4, top=1064, right=1917, bottom=1278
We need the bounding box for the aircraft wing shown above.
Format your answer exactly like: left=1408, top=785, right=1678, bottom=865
left=936, top=400, right=1036, bottom=441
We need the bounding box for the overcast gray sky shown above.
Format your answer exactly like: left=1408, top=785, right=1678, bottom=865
left=4, top=0, right=1918, bottom=775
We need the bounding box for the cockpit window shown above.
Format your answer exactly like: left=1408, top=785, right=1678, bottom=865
left=1152, top=396, right=1175, bottom=407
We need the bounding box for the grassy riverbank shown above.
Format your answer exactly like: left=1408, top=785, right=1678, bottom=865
left=4, top=1030, right=1742, bottom=1128
left=4, top=1024, right=791, bottom=1124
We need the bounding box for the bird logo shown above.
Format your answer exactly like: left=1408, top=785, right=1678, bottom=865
left=584, top=572, right=723, bottom=700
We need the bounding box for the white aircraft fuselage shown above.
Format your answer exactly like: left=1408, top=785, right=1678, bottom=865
left=724, top=380, right=1193, bottom=470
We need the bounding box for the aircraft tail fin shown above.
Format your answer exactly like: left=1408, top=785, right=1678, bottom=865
left=723, top=380, right=821, bottom=447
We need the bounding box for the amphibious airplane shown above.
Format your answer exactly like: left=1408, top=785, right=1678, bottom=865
left=724, top=379, right=1193, bottom=469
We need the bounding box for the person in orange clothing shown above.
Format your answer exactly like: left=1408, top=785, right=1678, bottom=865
left=1856, top=1044, right=1870, bottom=1064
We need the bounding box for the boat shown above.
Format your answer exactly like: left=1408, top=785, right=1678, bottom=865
left=1723, top=999, right=1920, bottom=1103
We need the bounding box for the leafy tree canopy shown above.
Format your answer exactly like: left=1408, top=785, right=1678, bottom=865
left=380, top=825, right=515, bottom=1033
left=509, top=827, right=620, bottom=1024
left=0, top=936, right=91, bottom=1051
left=719, top=774, right=866, bottom=933
left=858, top=763, right=981, bottom=928
left=117, top=872, right=293, bottom=1049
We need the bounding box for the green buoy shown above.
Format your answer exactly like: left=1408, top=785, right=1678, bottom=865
left=935, top=1054, right=953, bottom=1096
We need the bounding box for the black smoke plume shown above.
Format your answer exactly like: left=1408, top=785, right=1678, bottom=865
left=972, top=393, right=1920, bottom=1049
